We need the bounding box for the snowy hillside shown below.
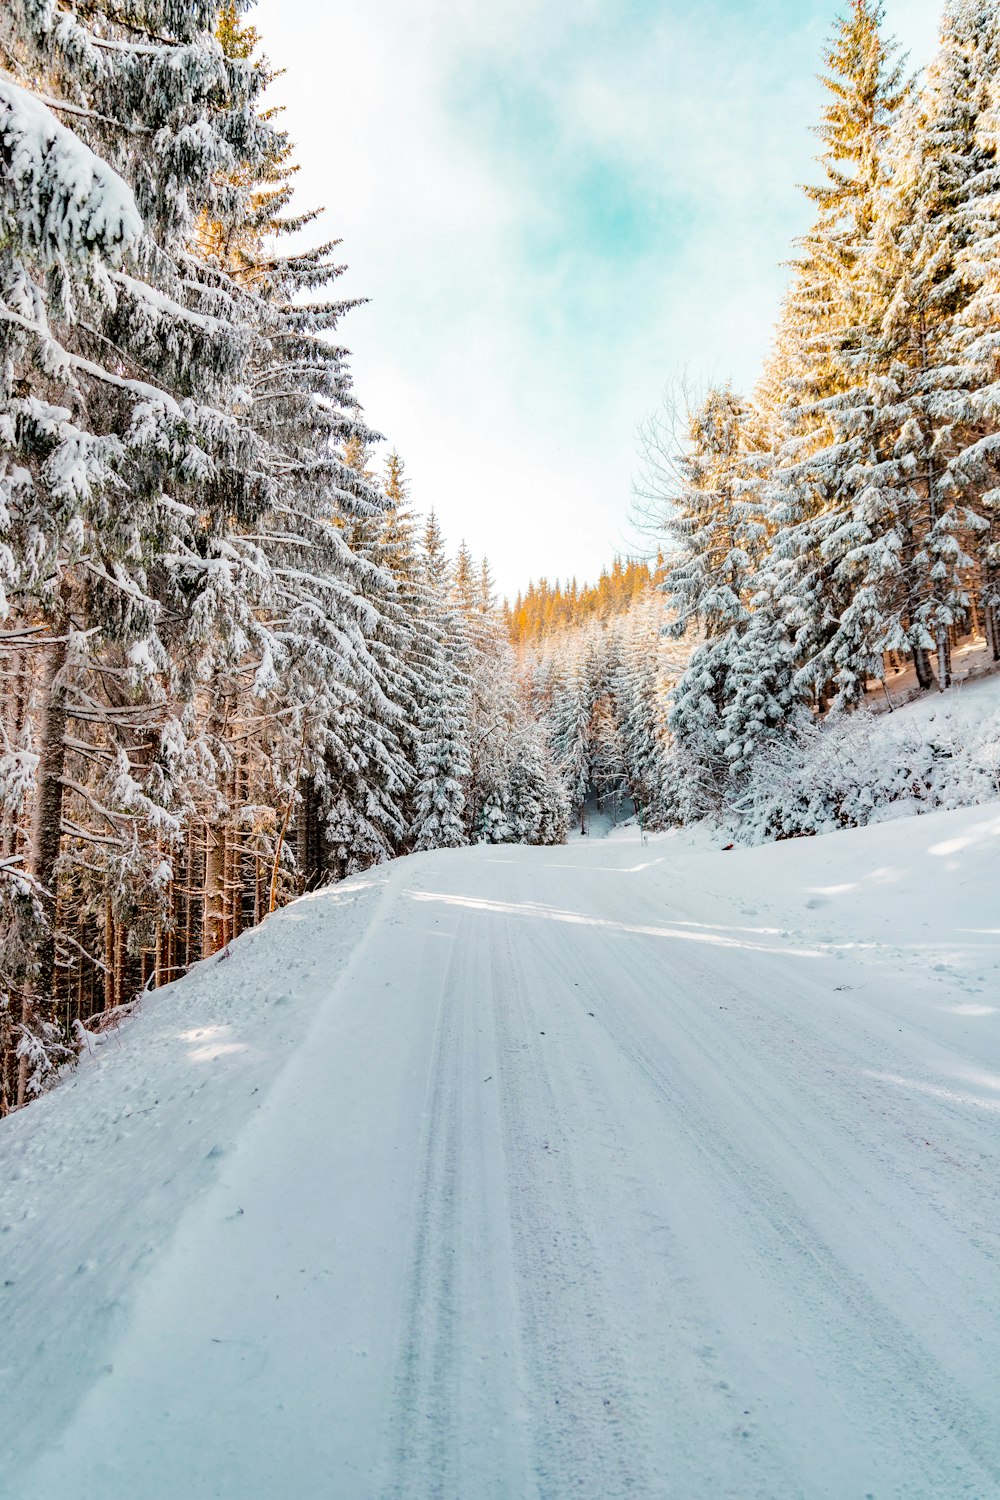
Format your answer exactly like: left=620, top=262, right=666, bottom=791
left=721, top=668, right=1000, bottom=844
left=878, top=658, right=1000, bottom=733
left=3, top=798, right=999, bottom=1498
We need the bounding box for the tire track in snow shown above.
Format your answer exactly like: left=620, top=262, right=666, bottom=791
left=486, top=887, right=798, bottom=1499
left=380, top=907, right=533, bottom=1499
left=382, top=934, right=464, bottom=1497
left=488, top=902, right=651, bottom=1499
left=524, top=880, right=1000, bottom=1498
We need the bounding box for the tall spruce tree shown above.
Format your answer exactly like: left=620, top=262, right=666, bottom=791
left=762, top=0, right=911, bottom=703
left=809, top=0, right=1000, bottom=696
left=411, top=513, right=471, bottom=851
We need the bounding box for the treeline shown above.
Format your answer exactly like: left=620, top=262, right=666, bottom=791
left=653, top=0, right=1000, bottom=822
left=520, top=592, right=691, bottom=832
left=0, top=3, right=564, bottom=1112
left=506, top=559, right=658, bottom=645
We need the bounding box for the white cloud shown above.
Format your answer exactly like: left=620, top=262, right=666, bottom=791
left=254, top=0, right=944, bottom=595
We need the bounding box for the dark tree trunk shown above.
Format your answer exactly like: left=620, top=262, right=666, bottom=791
left=913, top=646, right=936, bottom=692
left=17, top=635, right=69, bottom=1108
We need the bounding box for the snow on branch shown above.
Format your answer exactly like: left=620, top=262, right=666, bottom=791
left=0, top=305, right=181, bottom=413
left=0, top=77, right=142, bottom=268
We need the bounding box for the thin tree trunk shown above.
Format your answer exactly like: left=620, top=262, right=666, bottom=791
left=166, top=893, right=176, bottom=986
left=222, top=829, right=233, bottom=949
left=296, top=790, right=307, bottom=896
left=936, top=632, right=950, bottom=692
left=76, top=919, right=84, bottom=1023
left=17, top=635, right=69, bottom=1108
left=104, top=899, right=115, bottom=1011
left=913, top=645, right=936, bottom=692
left=153, top=834, right=164, bottom=989
left=183, top=825, right=194, bottom=970
left=2, top=646, right=30, bottom=860
left=269, top=721, right=308, bottom=914
left=230, top=768, right=244, bottom=943
left=202, top=823, right=226, bottom=957
left=114, top=918, right=125, bottom=1011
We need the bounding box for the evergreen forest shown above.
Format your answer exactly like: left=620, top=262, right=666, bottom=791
left=3, top=0, right=1000, bottom=1112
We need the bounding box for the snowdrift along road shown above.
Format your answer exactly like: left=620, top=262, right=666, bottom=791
left=3, top=807, right=1000, bottom=1498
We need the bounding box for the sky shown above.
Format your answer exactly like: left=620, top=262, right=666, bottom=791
left=254, top=0, right=944, bottom=598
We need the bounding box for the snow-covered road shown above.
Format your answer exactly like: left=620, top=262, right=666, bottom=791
left=5, top=813, right=1000, bottom=1498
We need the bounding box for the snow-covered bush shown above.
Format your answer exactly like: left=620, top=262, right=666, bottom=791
left=727, top=702, right=1000, bottom=844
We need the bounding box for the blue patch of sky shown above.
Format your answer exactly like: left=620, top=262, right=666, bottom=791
left=437, top=0, right=827, bottom=405
left=440, top=0, right=931, bottom=407
left=444, top=40, right=687, bottom=269
left=251, top=0, right=943, bottom=592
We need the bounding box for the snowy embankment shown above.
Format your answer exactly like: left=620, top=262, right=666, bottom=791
left=734, top=668, right=1000, bottom=843
left=2, top=800, right=1000, bottom=1496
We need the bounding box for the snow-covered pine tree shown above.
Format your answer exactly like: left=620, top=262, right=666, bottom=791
left=716, top=600, right=808, bottom=779
left=610, top=593, right=674, bottom=824
left=0, top=0, right=413, bottom=1107
left=513, top=570, right=688, bottom=833
left=548, top=630, right=596, bottom=832
left=167, top=8, right=414, bottom=923
left=375, top=452, right=448, bottom=846
left=759, top=0, right=912, bottom=704
left=589, top=693, right=628, bottom=817
left=939, top=2, right=1000, bottom=662
left=1, top=0, right=276, bottom=1103
left=662, top=387, right=760, bottom=643
left=0, top=67, right=147, bottom=1072
left=411, top=513, right=471, bottom=851
left=660, top=387, right=774, bottom=804
left=810, top=0, right=1000, bottom=698
left=451, top=544, right=525, bottom=840
left=505, top=720, right=569, bottom=845
left=309, top=438, right=414, bottom=881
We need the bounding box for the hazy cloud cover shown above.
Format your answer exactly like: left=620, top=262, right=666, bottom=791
left=255, top=0, right=944, bottom=594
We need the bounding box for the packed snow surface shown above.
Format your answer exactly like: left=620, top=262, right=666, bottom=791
left=3, top=807, right=1000, bottom=1498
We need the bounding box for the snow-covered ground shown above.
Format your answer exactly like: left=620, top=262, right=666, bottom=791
left=880, top=656, right=1000, bottom=730
left=732, top=667, right=1000, bottom=845
left=3, top=802, right=1000, bottom=1497
left=868, top=635, right=999, bottom=711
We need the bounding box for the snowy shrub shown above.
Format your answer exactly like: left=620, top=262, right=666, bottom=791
left=727, top=703, right=1000, bottom=844
left=14, top=1016, right=74, bottom=1099
left=478, top=793, right=514, bottom=844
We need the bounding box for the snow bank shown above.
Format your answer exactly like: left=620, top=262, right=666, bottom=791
left=0, top=866, right=387, bottom=1481
left=730, top=671, right=1000, bottom=844
left=655, top=799, right=1000, bottom=1011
